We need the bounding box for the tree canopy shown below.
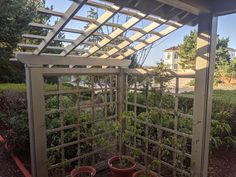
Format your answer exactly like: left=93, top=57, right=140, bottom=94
left=178, top=31, right=197, bottom=69
left=177, top=31, right=235, bottom=83
left=0, top=0, right=46, bottom=83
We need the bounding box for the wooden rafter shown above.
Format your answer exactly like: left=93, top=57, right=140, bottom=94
left=16, top=52, right=131, bottom=67
left=116, top=14, right=195, bottom=59
left=60, top=0, right=133, bottom=56
left=100, top=9, right=184, bottom=59
left=17, top=0, right=198, bottom=66
left=82, top=4, right=165, bottom=58
left=33, top=0, right=87, bottom=55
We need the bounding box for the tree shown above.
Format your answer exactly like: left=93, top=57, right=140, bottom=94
left=178, top=31, right=197, bottom=69
left=215, top=37, right=231, bottom=63
left=178, top=31, right=231, bottom=69
left=0, top=0, right=46, bottom=83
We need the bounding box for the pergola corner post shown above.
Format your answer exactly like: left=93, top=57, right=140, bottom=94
left=25, top=65, right=48, bottom=177
left=191, top=13, right=218, bottom=177
left=117, top=67, right=127, bottom=154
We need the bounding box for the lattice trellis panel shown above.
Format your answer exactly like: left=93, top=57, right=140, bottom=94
left=124, top=72, right=195, bottom=177
left=43, top=73, right=118, bottom=177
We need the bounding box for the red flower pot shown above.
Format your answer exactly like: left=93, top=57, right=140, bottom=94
left=108, top=156, right=137, bottom=177
left=70, top=166, right=96, bottom=177
left=132, top=170, right=158, bottom=177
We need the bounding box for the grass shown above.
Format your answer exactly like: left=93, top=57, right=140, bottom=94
left=0, top=83, right=236, bottom=107
left=0, top=83, right=26, bottom=92
left=213, top=90, right=236, bottom=107
left=0, top=83, right=73, bottom=93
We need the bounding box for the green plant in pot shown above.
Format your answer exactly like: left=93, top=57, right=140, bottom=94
left=107, top=112, right=138, bottom=177
left=132, top=160, right=160, bottom=177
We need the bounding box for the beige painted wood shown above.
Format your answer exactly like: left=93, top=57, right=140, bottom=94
left=99, top=17, right=167, bottom=58
left=60, top=3, right=122, bottom=56
left=83, top=15, right=144, bottom=57
left=83, top=4, right=165, bottom=58
left=156, top=0, right=210, bottom=15
left=18, top=42, right=123, bottom=56
left=191, top=13, right=218, bottom=177
left=16, top=52, right=131, bottom=67
left=25, top=66, right=48, bottom=177
left=116, top=21, right=183, bottom=59
left=37, top=8, right=150, bottom=35
left=213, top=0, right=236, bottom=15
left=22, top=33, right=131, bottom=52
left=34, top=1, right=86, bottom=55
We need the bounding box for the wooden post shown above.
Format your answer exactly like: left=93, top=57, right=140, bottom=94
left=25, top=65, right=48, bottom=177
left=191, top=13, right=218, bottom=177
left=117, top=68, right=127, bottom=154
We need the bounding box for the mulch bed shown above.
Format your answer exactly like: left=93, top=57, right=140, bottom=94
left=1, top=145, right=236, bottom=177
left=208, top=150, right=236, bottom=177
left=0, top=145, right=23, bottom=177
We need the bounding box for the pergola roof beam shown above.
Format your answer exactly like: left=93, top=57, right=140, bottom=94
left=100, top=9, right=184, bottom=58
left=33, top=0, right=87, bottom=55
left=18, top=43, right=125, bottom=56
left=83, top=4, right=165, bottom=57
left=213, top=0, right=236, bottom=16
left=22, top=33, right=136, bottom=52
left=117, top=14, right=196, bottom=59
left=16, top=52, right=131, bottom=67
left=33, top=9, right=187, bottom=39
left=87, top=0, right=170, bottom=23
left=60, top=0, right=133, bottom=56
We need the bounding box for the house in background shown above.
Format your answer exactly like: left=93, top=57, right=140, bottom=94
left=228, top=47, right=236, bottom=60
left=163, top=46, right=182, bottom=70
left=163, top=46, right=236, bottom=71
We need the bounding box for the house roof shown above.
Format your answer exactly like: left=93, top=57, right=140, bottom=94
left=228, top=47, right=236, bottom=52
left=164, top=45, right=180, bottom=51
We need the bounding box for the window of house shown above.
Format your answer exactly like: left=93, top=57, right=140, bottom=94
left=174, top=52, right=178, bottom=59
left=174, top=64, right=178, bottom=69
left=167, top=53, right=171, bottom=59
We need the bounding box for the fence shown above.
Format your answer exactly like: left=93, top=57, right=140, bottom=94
left=26, top=66, right=197, bottom=177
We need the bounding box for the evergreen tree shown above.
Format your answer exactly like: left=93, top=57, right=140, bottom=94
left=178, top=31, right=231, bottom=70
left=0, top=0, right=46, bottom=82
left=178, top=31, right=197, bottom=69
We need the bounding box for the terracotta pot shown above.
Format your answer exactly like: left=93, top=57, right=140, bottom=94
left=132, top=170, right=158, bottom=177
left=70, top=166, right=96, bottom=177
left=108, top=156, right=137, bottom=177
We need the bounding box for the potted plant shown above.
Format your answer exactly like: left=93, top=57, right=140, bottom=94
left=107, top=112, right=139, bottom=177
left=132, top=160, right=160, bottom=177
left=70, top=166, right=96, bottom=177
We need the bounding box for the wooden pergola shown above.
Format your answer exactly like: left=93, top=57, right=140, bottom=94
left=14, top=0, right=236, bottom=177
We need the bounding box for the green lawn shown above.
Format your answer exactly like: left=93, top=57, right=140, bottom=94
left=0, top=83, right=26, bottom=92
left=0, top=83, right=236, bottom=107
left=0, top=83, right=72, bottom=93
left=213, top=90, right=236, bottom=107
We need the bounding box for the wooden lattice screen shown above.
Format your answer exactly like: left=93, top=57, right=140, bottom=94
left=124, top=70, right=195, bottom=177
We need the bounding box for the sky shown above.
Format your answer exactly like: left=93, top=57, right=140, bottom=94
left=45, top=0, right=236, bottom=66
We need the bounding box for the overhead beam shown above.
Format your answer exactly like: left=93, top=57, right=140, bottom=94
left=100, top=9, right=183, bottom=59
left=16, top=52, right=131, bottom=67
left=33, top=0, right=87, bottom=55
left=155, top=0, right=211, bottom=15
left=83, top=3, right=165, bottom=58
left=213, top=0, right=236, bottom=16
left=116, top=14, right=196, bottom=59
left=26, top=24, right=151, bottom=48
left=60, top=0, right=133, bottom=56
left=18, top=42, right=124, bottom=55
